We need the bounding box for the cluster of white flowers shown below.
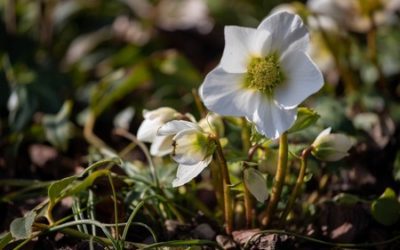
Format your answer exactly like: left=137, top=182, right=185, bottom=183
left=308, top=0, right=400, bottom=33
left=136, top=11, right=354, bottom=188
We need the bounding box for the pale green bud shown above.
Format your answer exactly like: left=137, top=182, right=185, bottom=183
left=311, top=127, right=354, bottom=162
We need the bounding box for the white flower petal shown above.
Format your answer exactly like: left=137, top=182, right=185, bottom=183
left=138, top=107, right=179, bottom=142
left=312, top=129, right=354, bottom=162
left=312, top=127, right=332, bottom=147
left=257, top=11, right=309, bottom=54
left=172, top=129, right=207, bottom=165
left=157, top=120, right=201, bottom=136
left=143, top=107, right=177, bottom=121
left=150, top=135, right=174, bottom=157
left=220, top=26, right=255, bottom=73
left=137, top=119, right=162, bottom=142
left=323, top=151, right=349, bottom=162
left=172, top=156, right=213, bottom=187
left=200, top=67, right=260, bottom=117
left=251, top=98, right=297, bottom=139
left=330, top=134, right=354, bottom=151
left=275, top=50, right=324, bottom=109
left=250, top=29, right=272, bottom=57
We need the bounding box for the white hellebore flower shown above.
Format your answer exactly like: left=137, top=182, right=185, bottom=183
left=200, top=12, right=323, bottom=139
left=311, top=127, right=354, bottom=161
left=137, top=107, right=181, bottom=157
left=157, top=120, right=215, bottom=187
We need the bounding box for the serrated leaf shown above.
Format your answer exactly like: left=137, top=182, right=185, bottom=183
left=48, top=176, right=77, bottom=204
left=371, top=188, right=400, bottom=226
left=288, top=107, right=320, bottom=133
left=243, top=168, right=268, bottom=202
left=10, top=211, right=36, bottom=240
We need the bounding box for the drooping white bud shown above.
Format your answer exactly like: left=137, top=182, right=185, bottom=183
left=311, top=127, right=354, bottom=161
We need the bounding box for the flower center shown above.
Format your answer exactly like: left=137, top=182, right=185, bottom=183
left=244, top=54, right=284, bottom=95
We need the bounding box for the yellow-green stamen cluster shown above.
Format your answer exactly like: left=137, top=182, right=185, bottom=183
left=196, top=133, right=216, bottom=156
left=245, top=54, right=284, bottom=95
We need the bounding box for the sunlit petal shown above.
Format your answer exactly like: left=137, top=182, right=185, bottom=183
left=220, top=26, right=255, bottom=73
left=150, top=135, right=174, bottom=157
left=275, top=50, right=324, bottom=109
left=172, top=156, right=213, bottom=187
left=158, top=120, right=201, bottom=136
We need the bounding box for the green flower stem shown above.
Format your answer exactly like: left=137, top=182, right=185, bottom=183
left=241, top=118, right=251, bottom=153
left=262, top=132, right=288, bottom=227
left=212, top=136, right=233, bottom=234
left=241, top=118, right=253, bottom=228
left=192, top=88, right=207, bottom=117
left=281, top=147, right=312, bottom=221
left=210, top=161, right=224, bottom=218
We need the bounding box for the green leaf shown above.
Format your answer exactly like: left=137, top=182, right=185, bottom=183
left=333, top=193, right=364, bottom=205
left=66, top=169, right=109, bottom=196
left=380, top=187, right=397, bottom=199
left=303, top=172, right=313, bottom=182
left=0, top=232, right=13, bottom=249
left=243, top=168, right=268, bottom=202
left=371, top=188, right=400, bottom=226
left=42, top=100, right=74, bottom=151
left=288, top=107, right=320, bottom=133
left=48, top=176, right=77, bottom=204
left=91, top=63, right=150, bottom=116
left=10, top=211, right=36, bottom=240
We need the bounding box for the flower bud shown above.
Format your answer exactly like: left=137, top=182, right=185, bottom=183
left=198, top=113, right=224, bottom=137
left=311, top=127, right=354, bottom=162
left=137, top=107, right=180, bottom=143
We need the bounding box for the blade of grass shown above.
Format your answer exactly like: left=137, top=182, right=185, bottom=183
left=122, top=200, right=144, bottom=240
